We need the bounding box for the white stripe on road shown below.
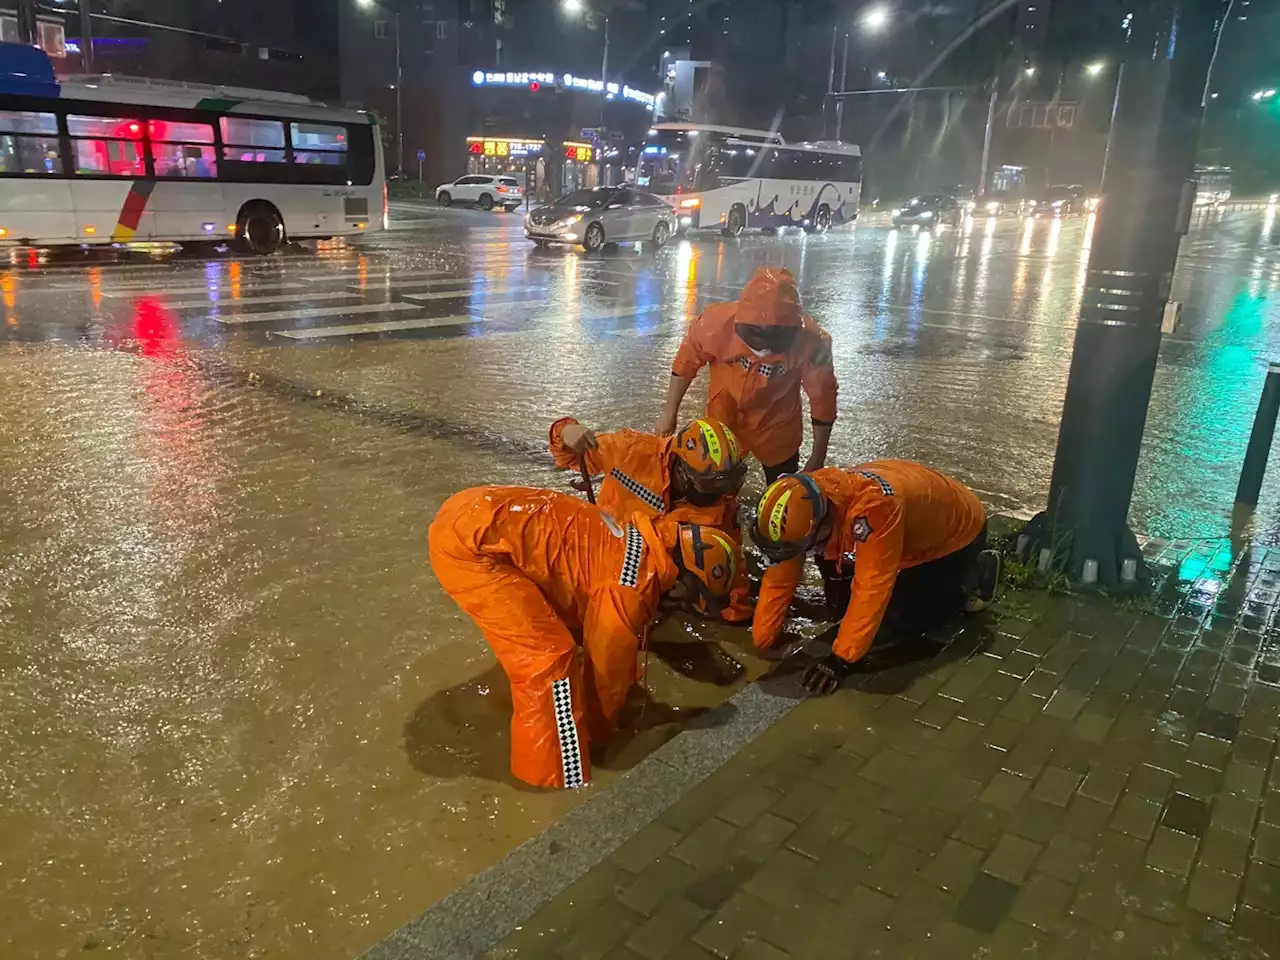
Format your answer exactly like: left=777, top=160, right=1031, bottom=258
left=350, top=277, right=488, bottom=293
left=399, top=285, right=547, bottom=303
left=161, top=291, right=364, bottom=309
left=274, top=313, right=491, bottom=340
left=103, top=282, right=305, bottom=297
left=217, top=301, right=422, bottom=325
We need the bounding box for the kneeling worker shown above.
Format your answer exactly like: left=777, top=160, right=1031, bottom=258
left=750, top=461, right=1001, bottom=695
left=429, top=487, right=738, bottom=789
left=549, top=415, right=751, bottom=621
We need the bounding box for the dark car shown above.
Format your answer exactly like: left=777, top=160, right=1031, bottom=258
left=1025, top=185, right=1091, bottom=218
left=891, top=194, right=964, bottom=227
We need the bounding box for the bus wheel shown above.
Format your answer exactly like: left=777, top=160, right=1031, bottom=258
left=722, top=204, right=746, bottom=237
left=806, top=204, right=832, bottom=235
left=235, top=202, right=285, bottom=256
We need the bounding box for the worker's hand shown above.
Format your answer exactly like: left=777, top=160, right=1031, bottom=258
left=654, top=412, right=678, bottom=436
left=562, top=423, right=598, bottom=453
left=802, top=453, right=827, bottom=474
left=754, top=632, right=806, bottom=662
left=801, top=652, right=856, bottom=696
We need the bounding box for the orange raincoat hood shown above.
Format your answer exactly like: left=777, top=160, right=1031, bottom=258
left=736, top=267, right=804, bottom=329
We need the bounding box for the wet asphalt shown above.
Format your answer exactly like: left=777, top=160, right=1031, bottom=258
left=2, top=200, right=1279, bottom=957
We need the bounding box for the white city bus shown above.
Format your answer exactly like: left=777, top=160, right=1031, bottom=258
left=0, top=44, right=385, bottom=255
left=635, top=122, right=862, bottom=236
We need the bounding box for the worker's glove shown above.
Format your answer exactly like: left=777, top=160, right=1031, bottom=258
left=801, top=653, right=856, bottom=696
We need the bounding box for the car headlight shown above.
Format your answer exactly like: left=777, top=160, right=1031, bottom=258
left=891, top=208, right=903, bottom=216
left=554, top=214, right=585, bottom=230
left=920, top=211, right=933, bottom=220
left=1027, top=200, right=1037, bottom=208
left=986, top=201, right=1000, bottom=213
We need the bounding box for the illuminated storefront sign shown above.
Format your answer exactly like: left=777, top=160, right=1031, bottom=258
left=472, top=69, right=657, bottom=109
left=564, top=143, right=594, bottom=162
left=466, top=137, right=544, bottom=157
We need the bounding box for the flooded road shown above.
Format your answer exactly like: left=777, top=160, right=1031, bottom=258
left=2, top=202, right=1279, bottom=957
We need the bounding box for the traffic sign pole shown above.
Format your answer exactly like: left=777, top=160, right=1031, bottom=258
left=1021, top=0, right=1231, bottom=588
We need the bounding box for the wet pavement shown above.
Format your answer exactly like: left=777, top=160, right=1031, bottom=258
left=2, top=202, right=1280, bottom=957
left=492, top=537, right=1280, bottom=960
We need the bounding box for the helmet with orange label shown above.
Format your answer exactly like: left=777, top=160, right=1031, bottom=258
left=672, top=418, right=747, bottom=497
left=750, top=474, right=831, bottom=562
left=675, top=523, right=739, bottom=615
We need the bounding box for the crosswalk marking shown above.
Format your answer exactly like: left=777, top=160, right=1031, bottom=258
left=103, top=282, right=304, bottom=298
left=274, top=313, right=490, bottom=340
left=217, top=301, right=422, bottom=325
left=352, top=277, right=490, bottom=293
left=160, top=291, right=364, bottom=309
left=399, top=284, right=547, bottom=303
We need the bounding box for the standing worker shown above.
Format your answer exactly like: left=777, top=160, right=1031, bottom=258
left=429, top=486, right=738, bottom=789
left=548, top=415, right=752, bottom=622
left=750, top=461, right=1001, bottom=695
left=655, top=267, right=838, bottom=483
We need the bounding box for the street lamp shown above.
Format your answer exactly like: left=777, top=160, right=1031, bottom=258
left=1252, top=88, right=1277, bottom=101
left=828, top=5, right=892, bottom=138
left=861, top=6, right=890, bottom=32
left=1024, top=66, right=1036, bottom=77
left=562, top=0, right=584, bottom=13
left=1086, top=61, right=1106, bottom=77
left=355, top=0, right=403, bottom=178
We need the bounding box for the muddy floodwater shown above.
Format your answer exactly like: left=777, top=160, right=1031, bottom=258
left=2, top=203, right=1280, bottom=957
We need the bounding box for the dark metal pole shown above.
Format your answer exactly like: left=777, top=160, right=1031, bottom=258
left=395, top=9, right=404, bottom=179
left=1022, top=0, right=1231, bottom=587
left=978, top=80, right=998, bottom=197
left=16, top=0, right=38, bottom=44
left=79, top=0, right=94, bottom=71
left=1235, top=362, right=1280, bottom=506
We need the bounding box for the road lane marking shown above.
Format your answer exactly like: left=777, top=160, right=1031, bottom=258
left=161, top=291, right=364, bottom=309
left=102, top=282, right=305, bottom=297
left=217, top=301, right=422, bottom=325
left=399, top=285, right=547, bottom=302
left=274, top=313, right=492, bottom=339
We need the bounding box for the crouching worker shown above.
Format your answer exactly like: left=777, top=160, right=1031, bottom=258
left=428, top=487, right=738, bottom=789
left=549, top=415, right=752, bottom=622
left=749, top=461, right=1002, bottom=696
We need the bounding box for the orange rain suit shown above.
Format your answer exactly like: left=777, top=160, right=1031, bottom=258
left=754, top=461, right=986, bottom=663
left=671, top=270, right=838, bottom=467
left=548, top=418, right=751, bottom=619
left=428, top=486, right=681, bottom=789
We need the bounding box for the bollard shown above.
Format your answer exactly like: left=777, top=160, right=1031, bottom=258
left=1235, top=361, right=1280, bottom=506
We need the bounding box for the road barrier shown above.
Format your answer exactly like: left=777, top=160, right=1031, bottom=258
left=1236, top=361, right=1280, bottom=506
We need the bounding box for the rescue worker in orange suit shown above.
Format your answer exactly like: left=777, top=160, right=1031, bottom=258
left=750, top=461, right=1002, bottom=695
left=548, top=415, right=752, bottom=622
left=655, top=266, right=838, bottom=484
left=428, top=487, right=739, bottom=789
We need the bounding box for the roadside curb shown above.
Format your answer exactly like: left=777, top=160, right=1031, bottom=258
left=358, top=683, right=801, bottom=960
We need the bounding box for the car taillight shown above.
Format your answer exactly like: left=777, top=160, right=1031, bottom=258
left=497, top=186, right=508, bottom=194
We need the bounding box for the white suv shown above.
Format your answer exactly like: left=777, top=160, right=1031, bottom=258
left=435, top=175, right=524, bottom=212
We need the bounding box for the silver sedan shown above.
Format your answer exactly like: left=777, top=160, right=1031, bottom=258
left=524, top=186, right=677, bottom=251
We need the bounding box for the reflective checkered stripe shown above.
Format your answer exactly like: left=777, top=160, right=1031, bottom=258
left=758, top=362, right=788, bottom=378
left=551, top=677, right=586, bottom=789
left=609, top=468, right=665, bottom=513
left=855, top=470, right=895, bottom=496
left=620, top=524, right=645, bottom=587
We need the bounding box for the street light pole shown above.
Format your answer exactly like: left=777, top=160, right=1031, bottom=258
left=977, top=78, right=998, bottom=197
left=835, top=31, right=850, bottom=141
left=394, top=7, right=404, bottom=178
left=1022, top=0, right=1231, bottom=587
left=79, top=0, right=94, bottom=71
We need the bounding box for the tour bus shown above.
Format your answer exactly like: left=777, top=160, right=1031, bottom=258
left=635, top=122, right=862, bottom=236
left=0, top=43, right=385, bottom=255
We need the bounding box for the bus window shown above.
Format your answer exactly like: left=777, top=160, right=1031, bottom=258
left=0, top=110, right=61, bottom=175
left=220, top=117, right=287, bottom=163
left=148, top=120, right=217, bottom=178
left=291, top=122, right=347, bottom=165
left=68, top=115, right=145, bottom=176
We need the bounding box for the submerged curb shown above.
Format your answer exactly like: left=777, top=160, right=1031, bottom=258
left=359, top=682, right=801, bottom=960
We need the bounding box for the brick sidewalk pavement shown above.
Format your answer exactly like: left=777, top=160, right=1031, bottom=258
left=488, top=538, right=1280, bottom=959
